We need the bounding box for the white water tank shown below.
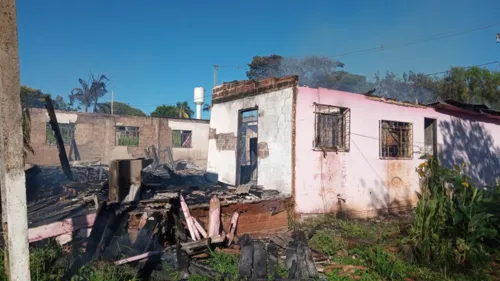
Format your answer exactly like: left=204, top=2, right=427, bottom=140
left=194, top=87, right=205, bottom=119
left=194, top=87, right=205, bottom=105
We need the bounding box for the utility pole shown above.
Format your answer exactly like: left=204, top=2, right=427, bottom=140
left=213, top=65, right=244, bottom=88
left=0, top=0, right=31, bottom=280
left=111, top=90, right=114, bottom=114
left=213, top=65, right=219, bottom=88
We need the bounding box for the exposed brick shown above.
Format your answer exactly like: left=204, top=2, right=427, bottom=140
left=215, top=133, right=236, bottom=151
left=257, top=142, right=269, bottom=159
left=209, top=128, right=216, bottom=139
left=212, top=76, right=298, bottom=105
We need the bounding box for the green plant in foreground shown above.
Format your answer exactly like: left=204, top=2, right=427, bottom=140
left=206, top=250, right=239, bottom=280
left=406, top=157, right=498, bottom=272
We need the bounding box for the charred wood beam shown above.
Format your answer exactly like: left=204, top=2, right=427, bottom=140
left=45, top=96, right=73, bottom=181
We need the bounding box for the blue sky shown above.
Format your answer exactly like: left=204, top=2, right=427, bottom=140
left=16, top=0, right=500, bottom=119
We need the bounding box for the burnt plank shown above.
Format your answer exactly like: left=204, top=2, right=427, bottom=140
left=252, top=241, right=267, bottom=279
left=45, top=96, right=73, bottom=181
left=238, top=243, right=254, bottom=279
left=269, top=235, right=288, bottom=248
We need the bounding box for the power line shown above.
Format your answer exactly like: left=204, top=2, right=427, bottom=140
left=307, top=20, right=500, bottom=60
left=425, top=61, right=499, bottom=76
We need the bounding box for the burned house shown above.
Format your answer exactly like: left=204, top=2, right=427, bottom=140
left=207, top=76, right=500, bottom=218
left=27, top=108, right=210, bottom=168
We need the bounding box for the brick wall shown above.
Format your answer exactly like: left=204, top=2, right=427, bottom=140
left=212, top=76, right=298, bottom=104
left=26, top=108, right=209, bottom=166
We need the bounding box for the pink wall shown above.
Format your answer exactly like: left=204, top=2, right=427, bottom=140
left=295, top=87, right=500, bottom=218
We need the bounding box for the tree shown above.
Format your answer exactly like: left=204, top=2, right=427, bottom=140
left=175, top=101, right=194, bottom=118
left=246, top=54, right=284, bottom=80
left=20, top=85, right=74, bottom=111
left=441, top=66, right=500, bottom=108
left=246, top=54, right=370, bottom=93
left=96, top=101, right=146, bottom=116
left=373, top=71, right=440, bottom=104
left=151, top=102, right=194, bottom=118
left=70, top=74, right=109, bottom=112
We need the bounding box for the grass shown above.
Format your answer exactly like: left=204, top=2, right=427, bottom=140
left=305, top=215, right=495, bottom=281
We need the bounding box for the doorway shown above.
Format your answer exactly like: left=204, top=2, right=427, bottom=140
left=424, top=118, right=437, bottom=158
left=237, top=109, right=258, bottom=185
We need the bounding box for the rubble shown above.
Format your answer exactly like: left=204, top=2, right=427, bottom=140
left=24, top=155, right=303, bottom=280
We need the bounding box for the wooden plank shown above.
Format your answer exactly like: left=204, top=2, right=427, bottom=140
left=45, top=96, right=73, bottom=181
left=28, top=213, right=96, bottom=243
left=114, top=251, right=164, bottom=265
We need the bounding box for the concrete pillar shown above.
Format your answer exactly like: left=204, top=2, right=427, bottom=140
left=0, top=0, right=31, bottom=280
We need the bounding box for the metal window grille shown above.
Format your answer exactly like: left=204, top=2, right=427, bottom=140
left=314, top=104, right=350, bottom=151
left=172, top=130, right=192, bottom=148
left=116, top=126, right=140, bottom=146
left=379, top=120, right=413, bottom=159
left=46, top=123, right=75, bottom=145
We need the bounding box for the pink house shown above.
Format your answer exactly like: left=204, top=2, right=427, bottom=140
left=207, top=76, right=500, bottom=218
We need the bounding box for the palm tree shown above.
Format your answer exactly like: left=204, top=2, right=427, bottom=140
left=176, top=101, right=194, bottom=118
left=70, top=74, right=109, bottom=112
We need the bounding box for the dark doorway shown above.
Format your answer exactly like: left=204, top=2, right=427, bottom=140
left=424, top=118, right=437, bottom=158
left=237, top=109, right=258, bottom=185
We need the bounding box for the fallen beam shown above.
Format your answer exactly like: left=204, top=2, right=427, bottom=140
left=28, top=213, right=96, bottom=243
left=45, top=95, right=73, bottom=181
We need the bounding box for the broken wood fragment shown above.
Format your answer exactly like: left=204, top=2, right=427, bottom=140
left=208, top=197, right=220, bottom=237
left=227, top=212, right=239, bottom=246
left=114, top=251, right=164, bottom=265
left=215, top=247, right=240, bottom=255
left=180, top=235, right=225, bottom=255
left=192, top=217, right=207, bottom=238
left=180, top=194, right=197, bottom=241
left=45, top=96, right=73, bottom=181
left=28, top=213, right=96, bottom=243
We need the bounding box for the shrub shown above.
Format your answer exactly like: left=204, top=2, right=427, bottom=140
left=405, top=156, right=498, bottom=272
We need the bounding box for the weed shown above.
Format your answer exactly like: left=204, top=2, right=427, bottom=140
left=406, top=157, right=498, bottom=272
left=309, top=230, right=348, bottom=257
left=206, top=250, right=239, bottom=280
left=71, top=262, right=138, bottom=281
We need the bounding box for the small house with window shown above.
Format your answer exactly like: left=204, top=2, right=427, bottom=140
left=207, top=76, right=500, bottom=218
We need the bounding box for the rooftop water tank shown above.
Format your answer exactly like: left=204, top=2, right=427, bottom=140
left=194, top=87, right=204, bottom=105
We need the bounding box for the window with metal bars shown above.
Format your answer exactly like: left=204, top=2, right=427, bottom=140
left=379, top=120, right=413, bottom=159
left=172, top=130, right=192, bottom=148
left=314, top=104, right=350, bottom=151
left=46, top=123, right=75, bottom=145
left=116, top=126, right=140, bottom=146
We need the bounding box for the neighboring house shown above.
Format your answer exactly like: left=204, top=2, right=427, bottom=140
left=206, top=76, right=500, bottom=218
left=27, top=108, right=209, bottom=168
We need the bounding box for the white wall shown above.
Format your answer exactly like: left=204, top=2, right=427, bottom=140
left=207, top=87, right=294, bottom=194
left=168, top=120, right=209, bottom=169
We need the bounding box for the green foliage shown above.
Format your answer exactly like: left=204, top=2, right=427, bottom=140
left=117, top=136, right=139, bottom=146
left=206, top=250, right=239, bottom=280
left=247, top=54, right=500, bottom=109
left=151, top=101, right=194, bottom=119
left=71, top=263, right=138, bottom=281
left=309, top=230, right=348, bottom=257
left=405, top=156, right=498, bottom=272
left=96, top=102, right=146, bottom=117
left=0, top=240, right=66, bottom=281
